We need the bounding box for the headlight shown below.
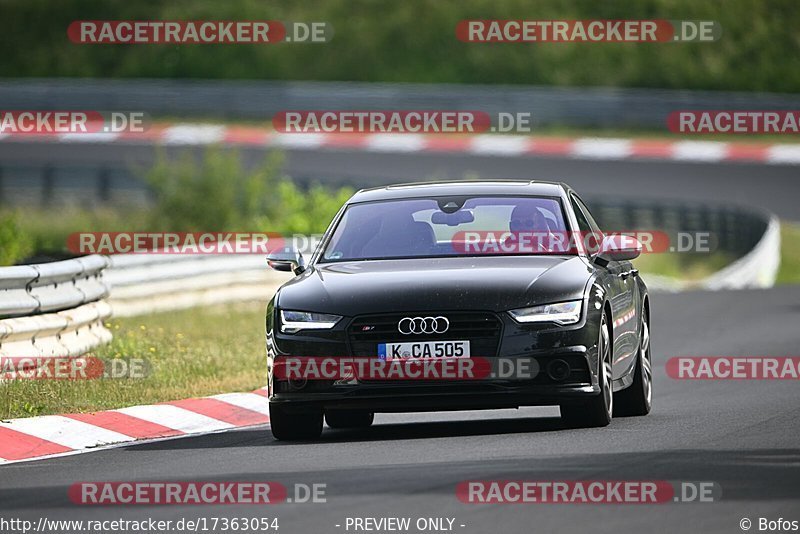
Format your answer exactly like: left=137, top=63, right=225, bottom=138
left=280, top=310, right=342, bottom=333
left=508, top=300, right=582, bottom=325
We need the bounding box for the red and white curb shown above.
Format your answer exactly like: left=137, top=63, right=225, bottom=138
left=0, top=388, right=269, bottom=465
left=3, top=123, right=800, bottom=165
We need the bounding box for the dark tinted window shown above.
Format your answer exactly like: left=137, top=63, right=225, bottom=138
left=321, top=196, right=573, bottom=261
left=570, top=196, right=602, bottom=256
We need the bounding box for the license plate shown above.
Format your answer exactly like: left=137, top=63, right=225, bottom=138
left=377, top=341, right=470, bottom=360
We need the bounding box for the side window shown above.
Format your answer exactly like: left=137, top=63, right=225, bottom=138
left=570, top=196, right=602, bottom=256
left=574, top=196, right=603, bottom=235
left=570, top=198, right=591, bottom=233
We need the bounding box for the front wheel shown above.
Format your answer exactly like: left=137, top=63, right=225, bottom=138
left=560, top=312, right=613, bottom=428
left=269, top=403, right=323, bottom=441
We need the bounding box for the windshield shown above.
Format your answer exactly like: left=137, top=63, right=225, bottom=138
left=319, top=196, right=574, bottom=262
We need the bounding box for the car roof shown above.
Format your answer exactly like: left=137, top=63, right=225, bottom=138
left=348, top=180, right=568, bottom=203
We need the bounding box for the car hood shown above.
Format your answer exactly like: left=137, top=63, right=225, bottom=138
left=276, top=255, right=592, bottom=315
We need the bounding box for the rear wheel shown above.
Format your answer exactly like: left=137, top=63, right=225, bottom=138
left=325, top=410, right=374, bottom=429
left=560, top=312, right=613, bottom=428
left=269, top=403, right=323, bottom=441
left=614, top=307, right=652, bottom=416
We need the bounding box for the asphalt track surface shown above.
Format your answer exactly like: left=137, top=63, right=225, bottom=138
left=1, top=286, right=799, bottom=533
left=282, top=148, right=800, bottom=220
left=1, top=141, right=799, bottom=219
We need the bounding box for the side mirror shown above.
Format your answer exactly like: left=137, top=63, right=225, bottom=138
left=596, top=234, right=642, bottom=263
left=267, top=248, right=306, bottom=274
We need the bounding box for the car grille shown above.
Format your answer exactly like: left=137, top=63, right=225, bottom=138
left=347, top=311, right=502, bottom=358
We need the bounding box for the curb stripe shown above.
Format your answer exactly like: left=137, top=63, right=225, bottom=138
left=162, top=124, right=226, bottom=145
left=0, top=426, right=72, bottom=460
left=223, top=126, right=271, bottom=146
left=528, top=138, right=574, bottom=155
left=365, top=133, right=426, bottom=152
left=113, top=404, right=235, bottom=434
left=117, top=125, right=168, bottom=142
left=271, top=132, right=326, bottom=149
left=469, top=134, right=529, bottom=155
left=320, top=133, right=370, bottom=148
left=423, top=136, right=472, bottom=152
left=672, top=141, right=728, bottom=162
left=166, top=398, right=268, bottom=427
left=58, top=132, right=121, bottom=143
left=767, top=145, right=800, bottom=164
left=2, top=123, right=799, bottom=165
left=571, top=138, right=633, bottom=159
left=0, top=389, right=272, bottom=465
left=629, top=140, right=676, bottom=159
left=65, top=411, right=183, bottom=439
left=726, top=145, right=769, bottom=162
left=211, top=392, right=270, bottom=415
left=0, top=415, right=133, bottom=450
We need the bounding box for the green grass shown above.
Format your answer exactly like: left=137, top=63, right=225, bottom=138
left=776, top=222, right=800, bottom=284
left=633, top=251, right=736, bottom=282
left=0, top=302, right=267, bottom=419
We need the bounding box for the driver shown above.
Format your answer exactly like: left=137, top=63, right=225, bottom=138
left=509, top=204, right=550, bottom=233
left=507, top=204, right=556, bottom=253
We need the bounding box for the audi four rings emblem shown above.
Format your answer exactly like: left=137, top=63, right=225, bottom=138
left=398, top=316, right=450, bottom=335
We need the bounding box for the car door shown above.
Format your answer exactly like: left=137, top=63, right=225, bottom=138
left=570, top=195, right=639, bottom=380
left=612, top=253, right=641, bottom=377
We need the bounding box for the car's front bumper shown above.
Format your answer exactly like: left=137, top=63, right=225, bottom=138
left=269, top=381, right=599, bottom=413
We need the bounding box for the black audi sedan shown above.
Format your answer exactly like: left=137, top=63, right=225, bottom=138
left=265, top=181, right=652, bottom=440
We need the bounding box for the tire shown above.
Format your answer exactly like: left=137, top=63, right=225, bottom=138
left=325, top=410, right=375, bottom=429
left=269, top=403, right=323, bottom=441
left=560, top=312, right=613, bottom=428
left=614, top=306, right=653, bottom=417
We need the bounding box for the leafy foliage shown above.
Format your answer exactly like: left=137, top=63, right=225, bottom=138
left=0, top=212, right=33, bottom=265
left=2, top=0, right=798, bottom=92
left=145, top=147, right=353, bottom=234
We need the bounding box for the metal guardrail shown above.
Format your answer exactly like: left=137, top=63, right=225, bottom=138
left=588, top=198, right=779, bottom=290
left=0, top=255, right=108, bottom=318
left=105, top=253, right=291, bottom=317
left=2, top=79, right=800, bottom=128
left=587, top=197, right=770, bottom=259
left=703, top=215, right=781, bottom=290
left=0, top=255, right=112, bottom=360
left=0, top=301, right=112, bottom=360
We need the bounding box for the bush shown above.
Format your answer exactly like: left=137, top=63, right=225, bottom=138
left=0, top=148, right=353, bottom=263
left=0, top=211, right=33, bottom=265
left=145, top=147, right=353, bottom=234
